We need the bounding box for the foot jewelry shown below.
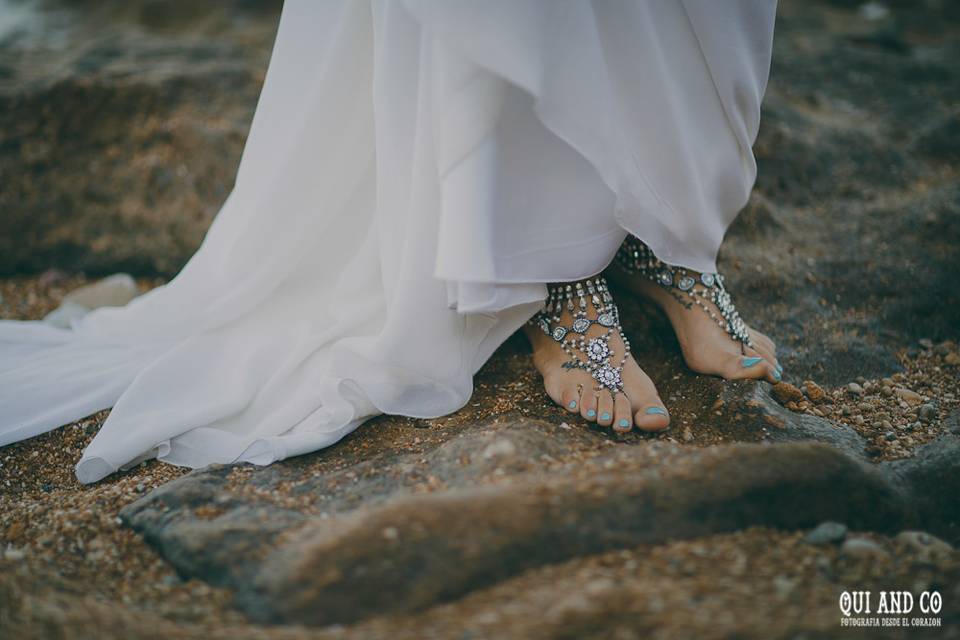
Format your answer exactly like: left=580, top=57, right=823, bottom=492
left=530, top=276, right=629, bottom=396
left=614, top=237, right=753, bottom=348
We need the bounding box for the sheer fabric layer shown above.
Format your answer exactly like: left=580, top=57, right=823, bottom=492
left=0, top=0, right=775, bottom=483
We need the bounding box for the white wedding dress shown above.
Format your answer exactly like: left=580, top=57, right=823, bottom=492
left=0, top=0, right=776, bottom=483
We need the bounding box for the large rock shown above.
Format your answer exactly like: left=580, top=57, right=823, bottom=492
left=121, top=410, right=929, bottom=626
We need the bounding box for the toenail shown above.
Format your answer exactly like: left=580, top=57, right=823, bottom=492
left=618, top=419, right=630, bottom=428
left=568, top=400, right=577, bottom=409
left=741, top=356, right=764, bottom=368
left=775, top=363, right=784, bottom=374
left=645, top=407, right=667, bottom=415
left=772, top=369, right=782, bottom=382
left=587, top=409, right=596, bottom=417
left=601, top=412, right=611, bottom=421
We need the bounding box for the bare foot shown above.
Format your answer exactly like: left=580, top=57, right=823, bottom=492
left=524, top=277, right=670, bottom=432
left=609, top=239, right=781, bottom=384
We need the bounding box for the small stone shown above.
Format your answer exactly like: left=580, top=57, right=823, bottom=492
left=802, top=380, right=827, bottom=404
left=382, top=527, right=399, bottom=540
left=682, top=427, right=694, bottom=443
left=880, top=386, right=893, bottom=397
left=134, top=482, right=146, bottom=493
left=895, top=531, right=954, bottom=566
left=885, top=431, right=896, bottom=441
left=918, top=404, right=937, bottom=422
left=945, top=352, right=960, bottom=366
left=3, top=547, right=26, bottom=561
left=841, top=537, right=889, bottom=560
left=772, top=382, right=804, bottom=405
left=895, top=388, right=923, bottom=405
left=847, top=382, right=863, bottom=396
left=918, top=338, right=933, bottom=349
left=805, top=521, right=848, bottom=545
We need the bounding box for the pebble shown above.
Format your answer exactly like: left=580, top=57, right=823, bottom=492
left=895, top=531, right=954, bottom=565
left=804, top=521, right=848, bottom=545
left=847, top=382, right=863, bottom=396
left=682, top=427, right=694, bottom=443
left=895, top=388, right=922, bottom=405
left=918, top=404, right=937, bottom=422
left=841, top=537, right=889, bottom=560
left=3, top=546, right=26, bottom=561
left=802, top=380, right=827, bottom=404
left=918, top=338, right=933, bottom=349
left=772, top=382, right=804, bottom=405
left=945, top=352, right=960, bottom=366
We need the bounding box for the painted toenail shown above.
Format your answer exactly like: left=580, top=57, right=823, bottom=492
left=645, top=407, right=668, bottom=415
left=776, top=363, right=784, bottom=374
left=773, top=369, right=782, bottom=382
left=741, top=357, right=764, bottom=368
left=587, top=409, right=596, bottom=417
left=568, top=400, right=577, bottom=410
left=618, top=419, right=630, bottom=428
left=601, top=412, right=611, bottom=421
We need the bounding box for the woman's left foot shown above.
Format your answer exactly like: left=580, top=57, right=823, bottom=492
left=609, top=238, right=781, bottom=383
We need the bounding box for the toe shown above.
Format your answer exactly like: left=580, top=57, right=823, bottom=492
left=561, top=386, right=581, bottom=414
left=580, top=390, right=599, bottom=422
left=621, top=361, right=670, bottom=432
left=597, top=392, right=615, bottom=427
left=749, top=331, right=780, bottom=372
left=635, top=403, right=670, bottom=432
left=612, top=394, right=633, bottom=433
left=750, top=341, right=781, bottom=378
left=723, top=348, right=778, bottom=383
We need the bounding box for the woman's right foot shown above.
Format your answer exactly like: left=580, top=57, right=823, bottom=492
left=524, top=277, right=670, bottom=433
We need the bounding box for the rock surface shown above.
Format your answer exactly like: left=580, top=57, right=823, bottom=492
left=2, top=0, right=960, bottom=638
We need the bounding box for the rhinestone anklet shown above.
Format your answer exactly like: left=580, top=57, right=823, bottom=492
left=614, top=237, right=753, bottom=348
left=529, top=276, right=629, bottom=396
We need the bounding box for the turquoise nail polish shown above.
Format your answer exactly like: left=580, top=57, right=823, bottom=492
left=568, top=400, right=577, bottom=409
left=773, top=369, right=782, bottom=382
left=587, top=409, right=596, bottom=418
left=646, top=407, right=667, bottom=415
left=776, top=364, right=784, bottom=375
left=601, top=412, right=611, bottom=421
left=741, top=356, right=764, bottom=368
left=618, top=419, right=630, bottom=428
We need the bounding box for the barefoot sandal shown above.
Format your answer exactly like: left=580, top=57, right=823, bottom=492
left=615, top=236, right=754, bottom=349
left=529, top=276, right=629, bottom=397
